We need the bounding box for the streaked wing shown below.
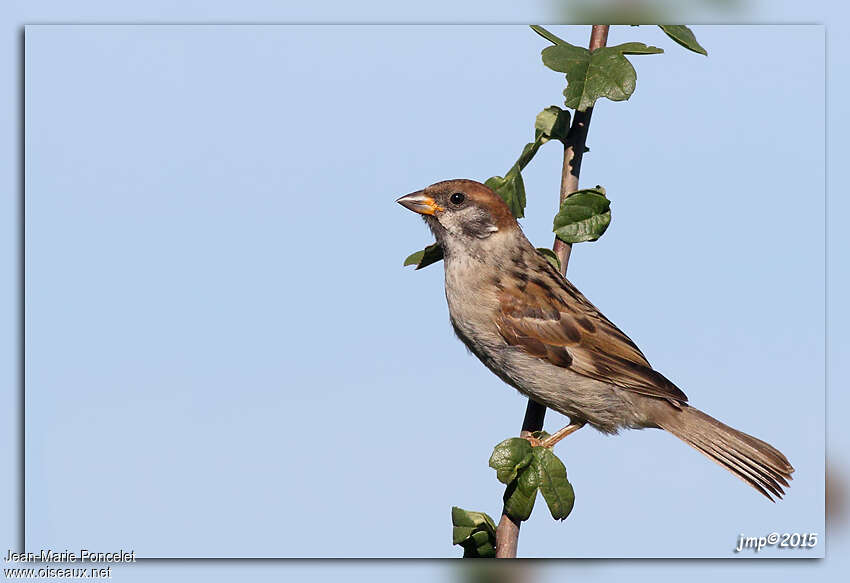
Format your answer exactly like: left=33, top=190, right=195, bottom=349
left=495, top=256, right=688, bottom=406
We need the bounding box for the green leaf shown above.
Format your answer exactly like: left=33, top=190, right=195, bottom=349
left=489, top=438, right=534, bottom=484
left=553, top=187, right=612, bottom=243
left=515, top=140, right=542, bottom=171
left=534, top=106, right=571, bottom=142
left=532, top=447, right=575, bottom=520
left=490, top=438, right=539, bottom=522
left=451, top=507, right=496, bottom=540
left=541, top=42, right=590, bottom=108
left=535, top=248, right=561, bottom=271
left=403, top=250, right=424, bottom=267
left=451, top=507, right=497, bottom=558
left=453, top=526, right=475, bottom=543
left=530, top=24, right=568, bottom=46
left=542, top=41, right=662, bottom=111
left=485, top=168, right=526, bottom=219
left=403, top=242, right=444, bottom=270
left=659, top=25, right=707, bottom=56
left=611, top=41, right=667, bottom=56
left=502, top=462, right=539, bottom=522
left=467, top=530, right=495, bottom=558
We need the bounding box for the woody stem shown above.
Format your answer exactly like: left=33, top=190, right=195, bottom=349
left=494, top=24, right=610, bottom=559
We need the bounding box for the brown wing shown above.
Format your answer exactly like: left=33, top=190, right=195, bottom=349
left=495, top=258, right=687, bottom=406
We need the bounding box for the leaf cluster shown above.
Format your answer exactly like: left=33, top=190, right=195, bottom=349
left=488, top=436, right=575, bottom=522
left=553, top=186, right=611, bottom=243
left=535, top=27, right=663, bottom=112
left=451, top=507, right=497, bottom=558
left=533, top=24, right=705, bottom=112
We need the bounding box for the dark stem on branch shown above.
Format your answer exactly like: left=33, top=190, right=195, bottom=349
left=495, top=24, right=610, bottom=559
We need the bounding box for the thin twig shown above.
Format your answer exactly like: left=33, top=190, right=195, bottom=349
left=495, top=24, right=610, bottom=559
left=553, top=24, right=609, bottom=269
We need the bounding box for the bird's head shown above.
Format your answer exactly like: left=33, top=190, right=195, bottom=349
left=396, top=179, right=519, bottom=256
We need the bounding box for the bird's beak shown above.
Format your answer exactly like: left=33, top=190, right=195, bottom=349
left=396, top=190, right=444, bottom=216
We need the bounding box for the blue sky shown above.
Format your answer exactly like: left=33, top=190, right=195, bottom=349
left=2, top=0, right=848, bottom=581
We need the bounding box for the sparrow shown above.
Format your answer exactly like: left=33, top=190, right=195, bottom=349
left=398, top=179, right=793, bottom=500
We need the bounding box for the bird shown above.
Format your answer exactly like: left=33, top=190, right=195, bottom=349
left=397, top=178, right=793, bottom=500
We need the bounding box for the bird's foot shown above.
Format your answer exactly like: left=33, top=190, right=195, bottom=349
left=539, top=421, right=586, bottom=449
left=521, top=434, right=544, bottom=448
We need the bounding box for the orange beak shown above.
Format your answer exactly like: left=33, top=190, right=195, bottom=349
left=396, top=190, right=444, bottom=215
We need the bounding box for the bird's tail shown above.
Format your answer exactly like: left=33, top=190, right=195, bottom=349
left=656, top=405, right=794, bottom=501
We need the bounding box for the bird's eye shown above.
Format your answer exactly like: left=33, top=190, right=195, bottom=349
left=450, top=192, right=465, bottom=205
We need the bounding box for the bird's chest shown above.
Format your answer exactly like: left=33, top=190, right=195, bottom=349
left=443, top=257, right=502, bottom=349
left=443, top=258, right=534, bottom=394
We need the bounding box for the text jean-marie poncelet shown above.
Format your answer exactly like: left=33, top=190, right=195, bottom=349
left=4, top=549, right=136, bottom=563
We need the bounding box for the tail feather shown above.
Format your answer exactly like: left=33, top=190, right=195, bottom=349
left=657, top=405, right=794, bottom=501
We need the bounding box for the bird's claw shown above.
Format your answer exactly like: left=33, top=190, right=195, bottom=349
left=522, top=434, right=544, bottom=448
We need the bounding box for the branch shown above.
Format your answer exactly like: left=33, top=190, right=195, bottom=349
left=494, top=24, right=610, bottom=559
left=553, top=24, right=609, bottom=269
